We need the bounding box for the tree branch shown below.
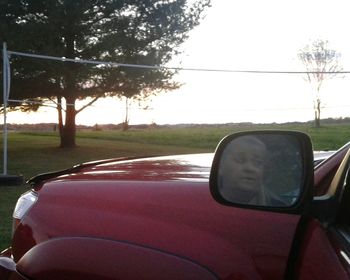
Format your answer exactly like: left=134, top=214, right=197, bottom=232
left=76, top=96, right=100, bottom=115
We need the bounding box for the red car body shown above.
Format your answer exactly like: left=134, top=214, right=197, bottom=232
left=1, top=140, right=350, bottom=279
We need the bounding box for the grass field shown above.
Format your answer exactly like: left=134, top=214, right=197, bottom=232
left=0, top=122, right=350, bottom=250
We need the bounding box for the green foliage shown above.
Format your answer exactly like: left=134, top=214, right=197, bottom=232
left=1, top=0, right=211, bottom=102
left=0, top=0, right=211, bottom=146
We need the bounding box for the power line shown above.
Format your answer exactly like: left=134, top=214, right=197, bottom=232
left=8, top=50, right=350, bottom=75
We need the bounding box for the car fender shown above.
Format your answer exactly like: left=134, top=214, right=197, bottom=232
left=16, top=237, right=218, bottom=280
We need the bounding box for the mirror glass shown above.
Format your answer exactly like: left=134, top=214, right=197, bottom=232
left=217, top=134, right=303, bottom=207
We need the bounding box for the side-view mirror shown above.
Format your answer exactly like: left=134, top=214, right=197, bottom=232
left=209, top=131, right=314, bottom=213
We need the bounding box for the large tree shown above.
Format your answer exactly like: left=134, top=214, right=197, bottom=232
left=298, top=39, right=342, bottom=128
left=0, top=0, right=210, bottom=147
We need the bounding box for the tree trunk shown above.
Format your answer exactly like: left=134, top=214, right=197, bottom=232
left=123, top=97, right=129, bottom=131
left=57, top=95, right=64, bottom=136
left=60, top=96, right=76, bottom=148
left=59, top=31, right=77, bottom=147
left=314, top=111, right=320, bottom=128
left=314, top=98, right=321, bottom=128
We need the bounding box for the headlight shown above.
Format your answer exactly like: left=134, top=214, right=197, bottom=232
left=12, top=190, right=38, bottom=235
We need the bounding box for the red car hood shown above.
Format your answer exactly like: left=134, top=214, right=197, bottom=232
left=45, top=153, right=213, bottom=183
left=16, top=153, right=299, bottom=279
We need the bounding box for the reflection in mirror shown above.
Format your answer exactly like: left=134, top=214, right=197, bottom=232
left=218, top=134, right=303, bottom=207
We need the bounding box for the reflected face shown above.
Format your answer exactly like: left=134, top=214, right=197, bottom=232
left=220, top=137, right=267, bottom=193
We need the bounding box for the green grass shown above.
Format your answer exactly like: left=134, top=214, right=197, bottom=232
left=0, top=122, right=350, bottom=250
left=3, top=132, right=209, bottom=179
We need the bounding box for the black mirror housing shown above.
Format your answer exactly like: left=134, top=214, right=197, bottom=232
left=209, top=131, right=314, bottom=214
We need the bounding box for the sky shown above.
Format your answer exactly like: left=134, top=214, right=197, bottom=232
left=6, top=0, right=350, bottom=125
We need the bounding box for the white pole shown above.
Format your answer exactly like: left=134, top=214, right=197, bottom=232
left=3, top=42, right=8, bottom=175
